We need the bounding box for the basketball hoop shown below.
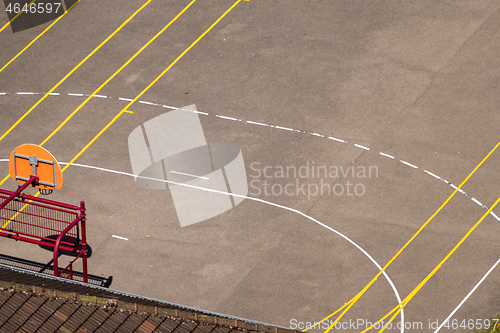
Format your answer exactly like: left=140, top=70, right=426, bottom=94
left=39, top=189, right=53, bottom=196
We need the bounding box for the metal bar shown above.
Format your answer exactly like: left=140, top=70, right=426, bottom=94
left=0, top=189, right=79, bottom=211
left=0, top=231, right=78, bottom=253
left=0, top=175, right=38, bottom=211
left=80, top=201, right=88, bottom=283
left=0, top=228, right=77, bottom=247
left=53, top=213, right=84, bottom=279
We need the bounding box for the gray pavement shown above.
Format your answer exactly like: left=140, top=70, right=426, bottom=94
left=0, top=1, right=499, bottom=332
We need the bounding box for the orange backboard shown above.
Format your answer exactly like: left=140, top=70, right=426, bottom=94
left=8, top=144, right=63, bottom=190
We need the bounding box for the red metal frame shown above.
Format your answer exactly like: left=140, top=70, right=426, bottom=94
left=0, top=185, right=88, bottom=283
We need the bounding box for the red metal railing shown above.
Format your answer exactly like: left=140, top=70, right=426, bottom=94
left=0, top=185, right=88, bottom=283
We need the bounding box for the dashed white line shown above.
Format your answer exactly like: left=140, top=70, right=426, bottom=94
left=112, top=235, right=129, bottom=241
left=399, top=160, right=418, bottom=169
left=139, top=101, right=156, bottom=105
left=4, top=90, right=498, bottom=226
left=471, top=198, right=482, bottom=206
left=379, top=152, right=395, bottom=159
left=216, top=115, right=241, bottom=121
left=354, top=143, right=370, bottom=151
left=275, top=125, right=294, bottom=131
left=424, top=170, right=440, bottom=180
left=192, top=110, right=209, bottom=116
left=328, top=136, right=345, bottom=143
left=247, top=120, right=270, bottom=127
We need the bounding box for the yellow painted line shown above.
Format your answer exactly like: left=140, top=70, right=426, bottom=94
left=0, top=0, right=149, bottom=144
left=0, top=0, right=80, bottom=74
left=62, top=0, right=247, bottom=172
left=0, top=0, right=201, bottom=225
left=123, top=110, right=134, bottom=114
left=315, top=139, right=500, bottom=333
left=0, top=0, right=37, bottom=34
left=363, top=194, right=500, bottom=333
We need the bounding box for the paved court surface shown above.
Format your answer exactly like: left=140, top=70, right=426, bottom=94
left=0, top=1, right=499, bottom=332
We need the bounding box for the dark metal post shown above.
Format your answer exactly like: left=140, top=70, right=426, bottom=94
left=80, top=201, right=88, bottom=283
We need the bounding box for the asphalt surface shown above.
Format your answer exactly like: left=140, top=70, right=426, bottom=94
left=0, top=1, right=499, bottom=332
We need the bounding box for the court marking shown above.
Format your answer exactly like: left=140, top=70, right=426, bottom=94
left=365, top=195, right=500, bottom=333
left=0, top=0, right=81, bottom=74
left=434, top=258, right=500, bottom=333
left=0, top=158, right=405, bottom=325
left=1, top=91, right=498, bottom=222
left=112, top=235, right=129, bottom=241
left=320, top=139, right=500, bottom=333
left=0, top=0, right=37, bottom=34
left=0, top=0, right=200, bottom=189
left=60, top=0, right=249, bottom=175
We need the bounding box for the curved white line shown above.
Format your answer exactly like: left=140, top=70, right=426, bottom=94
left=1, top=91, right=498, bottom=222
left=434, top=258, right=500, bottom=333
left=68, top=162, right=406, bottom=331
left=0, top=158, right=408, bottom=331
left=1, top=92, right=496, bottom=330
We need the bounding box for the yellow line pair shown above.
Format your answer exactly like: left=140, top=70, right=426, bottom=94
left=361, top=190, right=500, bottom=333
left=0, top=0, right=150, bottom=143
left=1, top=0, right=248, bottom=228
left=309, top=139, right=500, bottom=333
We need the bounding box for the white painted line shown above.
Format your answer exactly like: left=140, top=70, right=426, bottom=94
left=68, top=93, right=84, bottom=97
left=61, top=161, right=404, bottom=331
left=490, top=211, right=500, bottom=221
left=93, top=94, right=108, bottom=99
left=170, top=170, right=209, bottom=180
left=450, top=184, right=458, bottom=190
left=17, top=92, right=35, bottom=95
left=49, top=92, right=60, bottom=96
left=379, top=152, right=395, bottom=159
left=0, top=92, right=6, bottom=95
left=311, top=132, right=324, bottom=137
left=192, top=110, right=209, bottom=116
left=424, top=170, right=440, bottom=180
left=216, top=115, right=241, bottom=121
left=139, top=101, right=155, bottom=105
left=118, top=97, right=133, bottom=102
left=354, top=144, right=370, bottom=151
left=275, top=125, right=294, bottom=131
left=471, top=198, right=482, bottom=206
left=112, top=235, right=129, bottom=241
left=162, top=104, right=176, bottom=110
left=247, top=120, right=270, bottom=127
left=400, top=160, right=418, bottom=169
left=434, top=259, right=500, bottom=333
left=328, top=136, right=345, bottom=143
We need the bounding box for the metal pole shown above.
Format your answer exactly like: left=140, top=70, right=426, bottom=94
left=0, top=175, right=38, bottom=211
left=80, top=201, right=88, bottom=283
